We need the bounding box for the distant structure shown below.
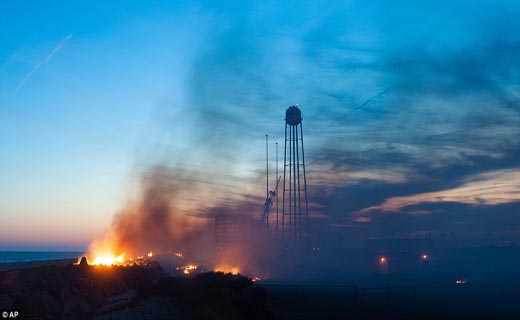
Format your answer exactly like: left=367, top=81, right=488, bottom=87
left=215, top=214, right=253, bottom=245
left=259, top=135, right=281, bottom=239
left=259, top=176, right=280, bottom=239
left=281, top=106, right=310, bottom=246
left=215, top=214, right=234, bottom=245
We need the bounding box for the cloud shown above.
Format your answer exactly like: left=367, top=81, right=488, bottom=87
left=308, top=164, right=413, bottom=188
left=359, top=168, right=520, bottom=214
left=11, top=33, right=72, bottom=95
left=144, top=1, right=520, bottom=244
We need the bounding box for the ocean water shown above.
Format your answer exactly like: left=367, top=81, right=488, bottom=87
left=0, top=251, right=83, bottom=263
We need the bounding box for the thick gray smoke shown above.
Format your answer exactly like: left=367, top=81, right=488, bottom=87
left=110, top=165, right=210, bottom=256
left=85, top=165, right=214, bottom=263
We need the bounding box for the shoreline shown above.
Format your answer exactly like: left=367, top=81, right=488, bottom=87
left=0, top=258, right=78, bottom=273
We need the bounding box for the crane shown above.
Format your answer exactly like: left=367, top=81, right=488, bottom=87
left=260, top=176, right=281, bottom=235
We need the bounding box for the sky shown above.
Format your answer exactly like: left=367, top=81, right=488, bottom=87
left=0, top=0, right=519, bottom=250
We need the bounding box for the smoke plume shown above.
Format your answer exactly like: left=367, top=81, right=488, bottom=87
left=85, top=165, right=212, bottom=262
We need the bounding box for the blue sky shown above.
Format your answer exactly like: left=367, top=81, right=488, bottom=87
left=1, top=0, right=519, bottom=250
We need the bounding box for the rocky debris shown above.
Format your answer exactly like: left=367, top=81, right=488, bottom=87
left=0, top=293, right=12, bottom=309
left=0, top=270, right=20, bottom=289
left=0, top=262, right=273, bottom=320
left=97, top=289, right=137, bottom=314
left=0, top=261, right=165, bottom=319
left=154, top=272, right=273, bottom=320
left=92, top=296, right=180, bottom=320
left=78, top=257, right=89, bottom=272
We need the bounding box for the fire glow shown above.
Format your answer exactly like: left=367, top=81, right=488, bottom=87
left=83, top=240, right=156, bottom=267
left=214, top=264, right=240, bottom=275
left=91, top=252, right=126, bottom=266
left=80, top=166, right=267, bottom=279
left=177, top=264, right=198, bottom=275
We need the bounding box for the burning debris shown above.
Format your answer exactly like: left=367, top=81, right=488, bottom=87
left=214, top=264, right=240, bottom=276
left=82, top=165, right=215, bottom=271
left=90, top=253, right=125, bottom=266
left=177, top=264, right=198, bottom=275
left=81, top=164, right=279, bottom=280
left=0, top=259, right=271, bottom=319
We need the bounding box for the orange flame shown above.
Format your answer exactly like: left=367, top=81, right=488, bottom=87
left=84, top=239, right=157, bottom=266
left=177, top=264, right=198, bottom=275
left=91, top=252, right=126, bottom=266
left=214, top=263, right=240, bottom=275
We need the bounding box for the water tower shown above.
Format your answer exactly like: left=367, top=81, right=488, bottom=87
left=281, top=106, right=310, bottom=246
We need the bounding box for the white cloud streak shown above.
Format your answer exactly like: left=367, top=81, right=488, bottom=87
left=359, top=168, right=520, bottom=214
left=11, top=34, right=72, bottom=95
